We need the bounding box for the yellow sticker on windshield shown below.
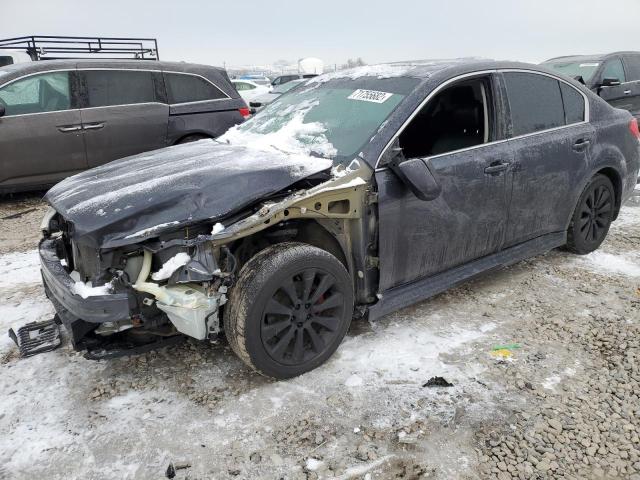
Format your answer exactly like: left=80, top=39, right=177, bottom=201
left=348, top=89, right=393, bottom=104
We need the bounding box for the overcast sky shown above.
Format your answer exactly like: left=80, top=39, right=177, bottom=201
left=4, top=0, right=639, bottom=68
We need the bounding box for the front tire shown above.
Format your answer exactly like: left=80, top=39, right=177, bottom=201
left=566, top=174, right=615, bottom=254
left=223, top=242, right=354, bottom=379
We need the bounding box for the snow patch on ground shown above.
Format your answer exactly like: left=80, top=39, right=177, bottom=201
left=0, top=249, right=40, bottom=288
left=578, top=251, right=640, bottom=277
left=151, top=253, right=191, bottom=281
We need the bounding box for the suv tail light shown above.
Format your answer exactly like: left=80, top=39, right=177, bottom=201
left=629, top=118, right=640, bottom=140
left=239, top=107, right=251, bottom=119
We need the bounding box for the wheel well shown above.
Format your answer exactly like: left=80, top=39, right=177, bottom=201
left=230, top=220, right=348, bottom=272
left=595, top=167, right=622, bottom=219
left=174, top=133, right=211, bottom=145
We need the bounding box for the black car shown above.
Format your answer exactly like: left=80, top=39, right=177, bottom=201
left=0, top=59, right=249, bottom=193
left=40, top=60, right=639, bottom=378
left=542, top=52, right=640, bottom=120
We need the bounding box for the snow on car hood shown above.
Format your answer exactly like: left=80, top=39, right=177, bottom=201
left=46, top=140, right=332, bottom=248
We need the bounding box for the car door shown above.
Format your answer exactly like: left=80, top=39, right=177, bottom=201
left=501, top=71, right=595, bottom=247
left=0, top=69, right=87, bottom=191
left=597, top=57, right=633, bottom=112
left=621, top=53, right=640, bottom=119
left=376, top=73, right=512, bottom=291
left=78, top=68, right=169, bottom=168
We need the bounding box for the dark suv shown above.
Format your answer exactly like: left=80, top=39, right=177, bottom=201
left=0, top=60, right=249, bottom=193
left=543, top=52, right=640, bottom=120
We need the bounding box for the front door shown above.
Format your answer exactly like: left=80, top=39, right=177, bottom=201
left=376, top=74, right=511, bottom=291
left=0, top=70, right=87, bottom=190
left=78, top=68, right=169, bottom=168
left=501, top=71, right=595, bottom=247
left=597, top=57, right=634, bottom=113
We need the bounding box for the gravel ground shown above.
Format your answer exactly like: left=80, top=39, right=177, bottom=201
left=0, top=191, right=638, bottom=480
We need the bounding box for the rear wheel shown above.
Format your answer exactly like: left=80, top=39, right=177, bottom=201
left=223, top=242, right=354, bottom=379
left=566, top=174, right=615, bottom=254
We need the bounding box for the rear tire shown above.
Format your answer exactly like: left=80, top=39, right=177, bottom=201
left=223, top=242, right=354, bottom=379
left=566, top=174, right=615, bottom=254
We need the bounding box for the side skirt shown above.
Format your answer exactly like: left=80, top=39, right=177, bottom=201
left=367, top=231, right=566, bottom=321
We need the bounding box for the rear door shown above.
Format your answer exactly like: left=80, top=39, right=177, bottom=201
left=78, top=68, right=169, bottom=168
left=502, top=71, right=594, bottom=247
left=0, top=69, right=87, bottom=191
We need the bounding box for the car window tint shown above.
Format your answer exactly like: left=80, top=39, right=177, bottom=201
left=601, top=58, right=626, bottom=83
left=622, top=55, right=640, bottom=81
left=0, top=71, right=71, bottom=116
left=0, top=56, right=13, bottom=67
left=559, top=83, right=585, bottom=124
left=85, top=70, right=155, bottom=108
left=399, top=78, right=491, bottom=158
left=504, top=73, right=564, bottom=136
left=166, top=73, right=226, bottom=103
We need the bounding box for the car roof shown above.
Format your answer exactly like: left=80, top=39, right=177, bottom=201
left=309, top=58, right=566, bottom=82
left=0, top=58, right=225, bottom=74
left=543, top=51, right=640, bottom=63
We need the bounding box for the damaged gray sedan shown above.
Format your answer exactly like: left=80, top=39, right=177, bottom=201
left=40, top=60, right=639, bottom=378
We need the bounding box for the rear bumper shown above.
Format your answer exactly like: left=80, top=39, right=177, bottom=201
left=39, top=238, right=131, bottom=325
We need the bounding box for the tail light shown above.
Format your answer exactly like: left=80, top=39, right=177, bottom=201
left=629, top=118, right=640, bottom=140
left=239, top=107, right=251, bottom=119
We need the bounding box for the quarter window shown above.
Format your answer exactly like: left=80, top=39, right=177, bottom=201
left=504, top=72, right=565, bottom=136
left=84, top=70, right=156, bottom=108
left=233, top=81, right=256, bottom=92
left=165, top=73, right=227, bottom=104
left=559, top=83, right=585, bottom=124
left=601, top=58, right=626, bottom=83
left=0, top=71, right=71, bottom=116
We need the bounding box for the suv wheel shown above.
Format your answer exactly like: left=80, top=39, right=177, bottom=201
left=223, top=242, right=354, bottom=379
left=566, top=174, right=615, bottom=254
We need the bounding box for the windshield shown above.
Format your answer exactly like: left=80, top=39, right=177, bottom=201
left=221, top=76, right=419, bottom=166
left=545, top=60, right=600, bottom=83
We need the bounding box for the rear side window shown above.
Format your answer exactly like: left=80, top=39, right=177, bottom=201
left=84, top=70, right=156, bottom=107
left=233, top=81, right=256, bottom=91
left=0, top=71, right=71, bottom=116
left=559, top=83, right=585, bottom=124
left=504, top=72, right=565, bottom=136
left=0, top=56, right=13, bottom=67
left=600, top=58, right=626, bottom=83
left=165, top=73, right=227, bottom=104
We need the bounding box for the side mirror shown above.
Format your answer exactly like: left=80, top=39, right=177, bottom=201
left=389, top=154, right=442, bottom=201
left=0, top=104, right=5, bottom=118
left=600, top=77, right=621, bottom=88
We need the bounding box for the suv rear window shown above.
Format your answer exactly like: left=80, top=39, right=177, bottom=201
left=504, top=72, right=565, bottom=136
left=0, top=56, right=13, bottom=67
left=165, top=73, right=227, bottom=104
left=84, top=70, right=156, bottom=108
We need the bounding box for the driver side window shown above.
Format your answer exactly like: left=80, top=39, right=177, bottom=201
left=399, top=77, right=492, bottom=159
left=0, top=71, right=71, bottom=116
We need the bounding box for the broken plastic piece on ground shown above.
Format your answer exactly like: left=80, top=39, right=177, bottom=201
left=423, top=376, right=454, bottom=387
left=7, top=317, right=62, bottom=357
left=165, top=463, right=175, bottom=479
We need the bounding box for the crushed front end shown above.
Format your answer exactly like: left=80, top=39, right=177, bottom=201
left=40, top=211, right=234, bottom=358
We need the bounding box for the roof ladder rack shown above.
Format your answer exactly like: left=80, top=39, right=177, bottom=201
left=0, top=35, right=159, bottom=61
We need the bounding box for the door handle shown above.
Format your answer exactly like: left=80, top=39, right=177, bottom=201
left=484, top=161, right=510, bottom=175
left=83, top=123, right=105, bottom=130
left=57, top=125, right=82, bottom=133
left=572, top=138, right=591, bottom=152
left=624, top=90, right=632, bottom=95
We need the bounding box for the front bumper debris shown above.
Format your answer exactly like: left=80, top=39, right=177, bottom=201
left=8, top=318, right=62, bottom=357
left=39, top=239, right=131, bottom=324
